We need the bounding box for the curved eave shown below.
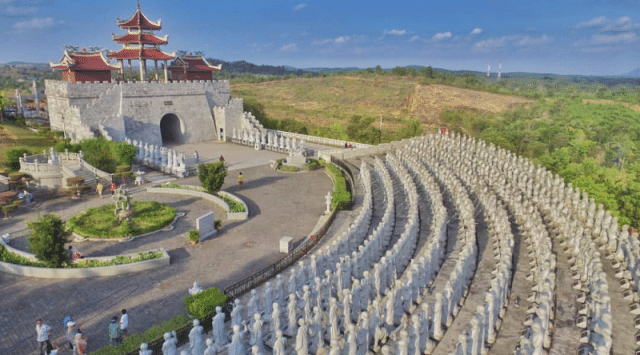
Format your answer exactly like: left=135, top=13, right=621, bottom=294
left=117, top=9, right=162, bottom=31
left=108, top=48, right=175, bottom=61
left=112, top=33, right=168, bottom=45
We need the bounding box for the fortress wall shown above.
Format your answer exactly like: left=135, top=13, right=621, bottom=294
left=46, top=79, right=232, bottom=144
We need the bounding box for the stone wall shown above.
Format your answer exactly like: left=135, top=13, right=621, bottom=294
left=45, top=80, right=235, bottom=145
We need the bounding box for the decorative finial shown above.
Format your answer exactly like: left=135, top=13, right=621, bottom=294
left=137, top=1, right=140, bottom=9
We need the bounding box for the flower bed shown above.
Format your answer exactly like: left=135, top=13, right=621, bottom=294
left=0, top=245, right=164, bottom=268
left=149, top=184, right=248, bottom=220
left=159, top=183, right=246, bottom=213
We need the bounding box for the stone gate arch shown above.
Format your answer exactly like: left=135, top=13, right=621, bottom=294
left=159, top=113, right=186, bottom=145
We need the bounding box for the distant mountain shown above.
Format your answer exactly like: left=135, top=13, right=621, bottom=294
left=623, top=68, right=640, bottom=78
left=3, top=62, right=50, bottom=70
left=207, top=59, right=307, bottom=76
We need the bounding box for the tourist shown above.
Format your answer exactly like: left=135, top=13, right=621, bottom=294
left=66, top=321, right=79, bottom=350
left=35, top=319, right=51, bottom=355
left=109, top=182, right=117, bottom=195
left=74, top=332, right=88, bottom=355
left=96, top=182, right=104, bottom=198
left=238, top=172, right=244, bottom=186
left=108, top=316, right=122, bottom=345
left=68, top=246, right=82, bottom=261
left=120, top=309, right=129, bottom=338
left=219, top=154, right=225, bottom=162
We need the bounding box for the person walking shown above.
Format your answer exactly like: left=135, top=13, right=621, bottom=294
left=109, top=182, right=117, bottom=196
left=35, top=319, right=51, bottom=355
left=120, top=309, right=129, bottom=339
left=66, top=321, right=79, bottom=351
left=74, top=333, right=88, bottom=355
left=237, top=172, right=244, bottom=186
left=96, top=182, right=104, bottom=198
left=108, top=316, right=121, bottom=346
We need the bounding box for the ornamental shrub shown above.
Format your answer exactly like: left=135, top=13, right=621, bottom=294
left=197, top=161, right=227, bottom=194
left=183, top=287, right=228, bottom=319
left=26, top=213, right=71, bottom=267
left=5, top=148, right=30, bottom=171
left=188, top=229, right=200, bottom=243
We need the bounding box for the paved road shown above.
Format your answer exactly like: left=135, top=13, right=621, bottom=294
left=0, top=142, right=332, bottom=355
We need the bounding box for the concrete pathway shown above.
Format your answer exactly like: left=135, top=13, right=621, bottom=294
left=0, top=142, right=332, bottom=355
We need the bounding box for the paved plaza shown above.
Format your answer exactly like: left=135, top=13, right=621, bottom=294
left=0, top=142, right=333, bottom=354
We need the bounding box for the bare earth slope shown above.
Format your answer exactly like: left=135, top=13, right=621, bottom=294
left=231, top=76, right=532, bottom=132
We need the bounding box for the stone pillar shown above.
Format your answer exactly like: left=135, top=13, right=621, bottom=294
left=32, top=81, right=39, bottom=116
left=154, top=60, right=159, bottom=81
left=140, top=58, right=146, bottom=82
left=163, top=60, right=169, bottom=82
left=118, top=59, right=124, bottom=81
left=128, top=59, right=133, bottom=80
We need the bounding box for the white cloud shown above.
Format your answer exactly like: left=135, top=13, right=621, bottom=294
left=470, top=28, right=482, bottom=35
left=515, top=34, right=550, bottom=46
left=312, top=35, right=351, bottom=45
left=576, top=16, right=608, bottom=28
left=409, top=35, right=420, bottom=42
left=581, top=32, right=638, bottom=45
left=432, top=32, right=452, bottom=41
left=383, top=29, right=407, bottom=36
left=13, top=17, right=54, bottom=31
left=575, top=16, right=640, bottom=31
left=293, top=3, right=307, bottom=11
left=474, top=34, right=550, bottom=50
left=279, top=42, right=298, bottom=52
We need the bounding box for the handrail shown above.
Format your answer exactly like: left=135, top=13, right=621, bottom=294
left=78, top=157, right=113, bottom=183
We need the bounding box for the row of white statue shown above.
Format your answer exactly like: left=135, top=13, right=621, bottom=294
left=231, top=128, right=306, bottom=155
left=148, top=131, right=627, bottom=355
left=125, top=138, right=188, bottom=177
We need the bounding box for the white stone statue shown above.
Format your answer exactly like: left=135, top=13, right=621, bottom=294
left=295, top=318, right=309, bottom=355
left=287, top=293, right=298, bottom=336
left=247, top=289, right=259, bottom=319
left=231, top=299, right=243, bottom=328
left=203, top=338, right=216, bottom=355
left=228, top=324, right=246, bottom=355
left=212, top=306, right=227, bottom=348
left=272, top=330, right=285, bottom=355
left=188, top=319, right=205, bottom=355
left=162, top=331, right=178, bottom=355
left=139, top=343, right=153, bottom=355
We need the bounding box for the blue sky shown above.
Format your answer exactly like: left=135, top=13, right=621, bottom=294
left=1, top=0, right=637, bottom=75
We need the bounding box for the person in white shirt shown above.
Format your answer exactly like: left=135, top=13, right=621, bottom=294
left=35, top=319, right=51, bottom=355
left=120, top=309, right=129, bottom=338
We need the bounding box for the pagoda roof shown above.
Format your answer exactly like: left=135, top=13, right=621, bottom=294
left=169, top=55, right=222, bottom=72
left=116, top=3, right=161, bottom=31
left=107, top=47, right=175, bottom=61
left=50, top=50, right=121, bottom=71
left=113, top=32, right=168, bottom=45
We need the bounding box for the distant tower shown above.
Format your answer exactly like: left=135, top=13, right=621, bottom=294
left=497, top=60, right=502, bottom=81
left=487, top=61, right=491, bottom=79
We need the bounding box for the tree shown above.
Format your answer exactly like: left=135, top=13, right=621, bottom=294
left=27, top=213, right=71, bottom=267
left=0, top=91, right=6, bottom=124
left=198, top=161, right=227, bottom=194
left=374, top=65, right=384, bottom=74
left=346, top=115, right=379, bottom=144
left=5, top=147, right=30, bottom=171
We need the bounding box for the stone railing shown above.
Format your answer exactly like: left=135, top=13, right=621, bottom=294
left=147, top=185, right=249, bottom=220
left=0, top=236, right=170, bottom=279
left=277, top=130, right=371, bottom=149
left=78, top=157, right=113, bottom=183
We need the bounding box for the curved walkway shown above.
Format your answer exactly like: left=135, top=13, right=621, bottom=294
left=0, top=143, right=332, bottom=355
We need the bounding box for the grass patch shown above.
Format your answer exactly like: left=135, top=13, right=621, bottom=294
left=322, top=161, right=351, bottom=210
left=183, top=287, right=228, bottom=319
left=0, top=245, right=164, bottom=268
left=67, top=201, right=176, bottom=238
left=0, top=124, right=58, bottom=166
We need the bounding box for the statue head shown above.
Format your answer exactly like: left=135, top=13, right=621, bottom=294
left=193, top=319, right=200, bottom=326
left=163, top=332, right=171, bottom=340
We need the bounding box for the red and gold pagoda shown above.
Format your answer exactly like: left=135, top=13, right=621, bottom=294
left=168, top=54, right=222, bottom=81
left=108, top=3, right=175, bottom=82
left=50, top=49, right=121, bottom=83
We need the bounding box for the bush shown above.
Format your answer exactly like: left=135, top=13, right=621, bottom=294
left=198, top=161, right=227, bottom=194
left=183, top=287, right=228, bottom=319
left=5, top=148, right=30, bottom=171
left=88, top=314, right=191, bottom=355
left=325, top=163, right=351, bottom=210
left=26, top=213, right=71, bottom=267
left=188, top=229, right=200, bottom=243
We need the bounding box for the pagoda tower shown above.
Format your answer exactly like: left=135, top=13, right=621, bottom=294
left=108, top=3, right=175, bottom=82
